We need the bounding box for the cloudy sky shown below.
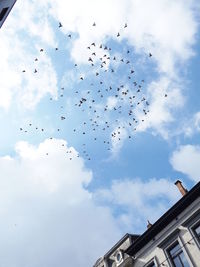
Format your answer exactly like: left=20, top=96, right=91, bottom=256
left=0, top=0, right=200, bottom=266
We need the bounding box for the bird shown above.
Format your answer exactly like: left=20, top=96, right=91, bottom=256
left=59, top=22, right=63, bottom=28
left=92, top=22, right=96, bottom=26
left=34, top=69, right=37, bottom=73
left=25, top=29, right=153, bottom=162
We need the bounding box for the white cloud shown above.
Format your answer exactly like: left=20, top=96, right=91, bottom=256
left=0, top=0, right=198, bottom=141
left=0, top=139, right=123, bottom=267
left=48, top=0, right=198, bottom=144
left=0, top=138, right=184, bottom=266
left=135, top=76, right=185, bottom=139
left=170, top=145, right=200, bottom=182
left=0, top=0, right=58, bottom=110
left=111, top=126, right=128, bottom=157
left=95, top=177, right=180, bottom=231
left=106, top=96, right=118, bottom=110
left=47, top=0, right=198, bottom=76
left=179, top=111, right=200, bottom=137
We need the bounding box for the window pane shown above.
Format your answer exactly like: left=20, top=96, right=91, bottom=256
left=169, top=242, right=181, bottom=257
left=194, top=224, right=200, bottom=237
left=168, top=242, right=190, bottom=267
left=173, top=257, right=182, bottom=267
left=147, top=262, right=156, bottom=267
left=179, top=252, right=190, bottom=267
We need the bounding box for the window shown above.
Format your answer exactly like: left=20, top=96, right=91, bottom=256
left=0, top=7, right=9, bottom=21
left=167, top=241, right=190, bottom=267
left=144, top=258, right=158, bottom=267
left=146, top=262, right=156, bottom=267
left=192, top=221, right=200, bottom=244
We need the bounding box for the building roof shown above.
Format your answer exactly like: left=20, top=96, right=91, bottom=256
left=104, top=233, right=140, bottom=258
left=125, top=181, right=200, bottom=256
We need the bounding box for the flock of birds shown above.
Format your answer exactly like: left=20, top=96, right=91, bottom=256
left=20, top=22, right=168, bottom=161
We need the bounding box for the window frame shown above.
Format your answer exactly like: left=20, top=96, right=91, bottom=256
left=164, top=237, right=193, bottom=267
left=143, top=257, right=158, bottom=267
left=192, top=221, right=200, bottom=244
left=182, top=208, right=200, bottom=250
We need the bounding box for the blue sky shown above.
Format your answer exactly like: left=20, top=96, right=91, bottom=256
left=0, top=0, right=200, bottom=266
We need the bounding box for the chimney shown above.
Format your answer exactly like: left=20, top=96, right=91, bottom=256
left=147, top=220, right=152, bottom=229
left=174, top=180, right=188, bottom=196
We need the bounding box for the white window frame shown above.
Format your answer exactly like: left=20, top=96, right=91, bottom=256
left=164, top=236, right=194, bottom=267
left=182, top=208, right=200, bottom=251
left=188, top=219, right=200, bottom=250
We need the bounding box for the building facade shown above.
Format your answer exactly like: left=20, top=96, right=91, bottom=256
left=94, top=181, right=200, bottom=267
left=0, top=0, right=17, bottom=28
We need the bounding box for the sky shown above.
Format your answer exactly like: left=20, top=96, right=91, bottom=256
left=0, top=0, right=200, bottom=266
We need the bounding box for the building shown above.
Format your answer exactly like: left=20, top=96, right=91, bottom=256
left=0, top=0, right=17, bottom=28
left=93, top=234, right=140, bottom=267
left=94, top=180, right=200, bottom=267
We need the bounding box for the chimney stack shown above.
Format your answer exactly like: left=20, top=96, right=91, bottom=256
left=147, top=220, right=152, bottom=229
left=174, top=180, right=188, bottom=196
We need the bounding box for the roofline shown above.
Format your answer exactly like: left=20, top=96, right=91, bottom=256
left=104, top=233, right=139, bottom=258
left=125, top=181, right=200, bottom=256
